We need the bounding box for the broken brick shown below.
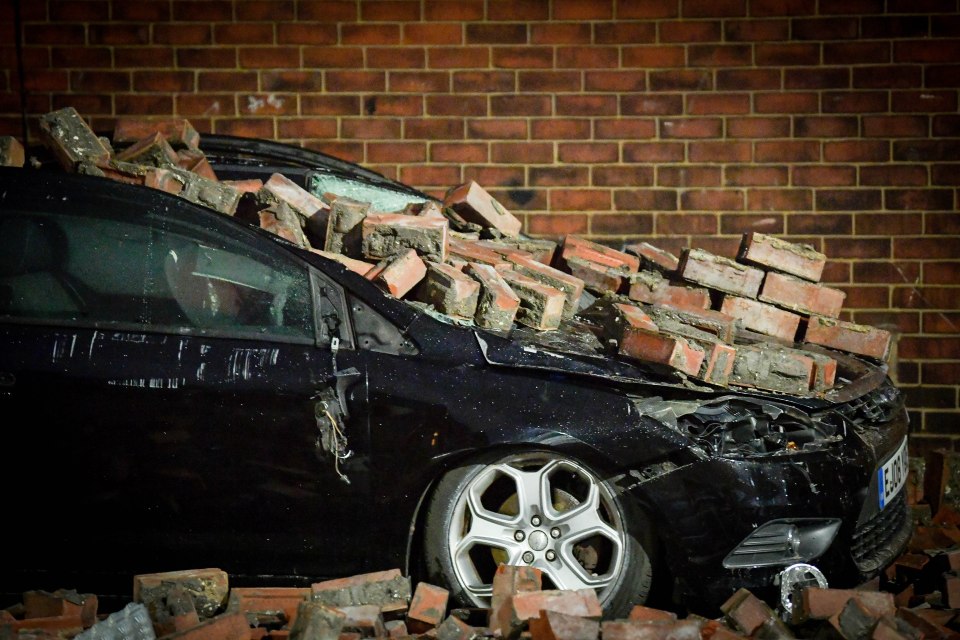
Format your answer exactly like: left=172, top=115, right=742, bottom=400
left=115, top=131, right=180, bottom=167
left=498, top=590, right=602, bottom=640
left=643, top=303, right=738, bottom=343
left=417, top=261, right=481, bottom=318
left=500, top=270, right=566, bottom=331
left=23, top=589, right=97, bottom=628
left=490, top=565, right=543, bottom=634
left=720, top=295, right=802, bottom=342
left=603, top=302, right=660, bottom=340
left=310, top=568, right=411, bottom=614
left=624, top=242, right=680, bottom=274
left=448, top=238, right=512, bottom=271
left=739, top=232, right=827, bottom=283
left=406, top=583, right=449, bottom=633
left=802, top=316, right=893, bottom=361
left=721, top=588, right=776, bottom=636
left=312, top=249, right=376, bottom=277
left=443, top=181, right=522, bottom=237
left=465, top=263, right=521, bottom=331
left=77, top=157, right=149, bottom=185
left=872, top=617, right=913, bottom=640
left=362, top=213, right=449, bottom=262
left=258, top=203, right=311, bottom=248
left=325, top=196, right=371, bottom=257
left=228, top=587, right=311, bottom=630
left=0, top=135, right=25, bottom=167
left=114, top=116, right=202, bottom=150
left=134, top=568, right=229, bottom=620
left=529, top=609, right=600, bottom=640
left=760, top=271, right=846, bottom=318
left=340, top=604, right=385, bottom=637
left=144, top=166, right=242, bottom=215
left=561, top=235, right=640, bottom=272
left=288, top=601, right=345, bottom=640
left=491, top=237, right=558, bottom=265
left=601, top=619, right=703, bottom=640
left=729, top=343, right=814, bottom=395
left=628, top=605, right=678, bottom=622
left=565, top=255, right=626, bottom=294
left=386, top=620, right=409, bottom=637
left=679, top=248, right=765, bottom=299
left=506, top=254, right=585, bottom=318
left=688, top=337, right=737, bottom=387
left=155, top=611, right=251, bottom=639
left=475, top=239, right=537, bottom=262
left=224, top=178, right=265, bottom=194
left=437, top=615, right=479, bottom=640
left=260, top=172, right=330, bottom=248
left=39, top=106, right=111, bottom=171
left=151, top=585, right=202, bottom=637
left=618, top=326, right=705, bottom=377
left=626, top=271, right=711, bottom=312
left=808, top=350, right=838, bottom=391
left=829, top=598, right=881, bottom=640
left=177, top=148, right=219, bottom=181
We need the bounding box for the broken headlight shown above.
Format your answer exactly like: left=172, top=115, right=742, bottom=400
left=680, top=397, right=845, bottom=458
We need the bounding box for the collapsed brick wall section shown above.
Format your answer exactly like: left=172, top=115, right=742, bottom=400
left=0, top=1, right=957, bottom=448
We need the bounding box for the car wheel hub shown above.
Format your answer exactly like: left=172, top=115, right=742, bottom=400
left=448, top=453, right=626, bottom=603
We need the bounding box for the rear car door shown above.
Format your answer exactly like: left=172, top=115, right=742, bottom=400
left=0, top=174, right=370, bottom=594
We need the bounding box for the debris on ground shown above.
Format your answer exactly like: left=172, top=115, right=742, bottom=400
left=4, top=109, right=898, bottom=399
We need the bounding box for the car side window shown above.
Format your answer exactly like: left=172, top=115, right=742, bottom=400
left=0, top=208, right=314, bottom=343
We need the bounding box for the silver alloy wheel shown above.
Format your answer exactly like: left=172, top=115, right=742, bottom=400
left=447, top=452, right=626, bottom=603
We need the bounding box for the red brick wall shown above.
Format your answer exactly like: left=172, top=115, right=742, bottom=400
left=1, top=0, right=958, bottom=451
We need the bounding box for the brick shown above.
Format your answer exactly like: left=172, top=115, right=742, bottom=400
left=565, top=256, right=626, bottom=294
left=365, top=249, right=428, bottom=298
left=617, top=326, right=705, bottom=377
left=113, top=116, right=201, bottom=150
left=338, top=604, right=385, bottom=637
left=228, top=587, right=311, bottom=630
left=603, top=302, right=660, bottom=341
left=144, top=167, right=242, bottom=216
left=259, top=174, right=328, bottom=248
left=437, top=615, right=479, bottom=640
left=800, top=589, right=897, bottom=623
left=311, top=569, right=411, bottom=613
left=730, top=343, right=815, bottom=395
left=150, top=585, right=202, bottom=636
left=0, top=135, right=24, bottom=167
left=759, top=271, right=846, bottom=319
left=802, top=316, right=893, bottom=361
left=721, top=588, right=776, bottom=636
left=692, top=338, right=738, bottom=387
left=738, top=232, right=827, bottom=282
left=506, top=254, right=585, bottom=318
left=529, top=610, right=600, bottom=640
left=288, top=601, right=345, bottom=640
left=623, top=242, right=679, bottom=274
left=417, top=261, right=481, bottom=319
left=257, top=203, right=311, bottom=248
left=23, top=589, right=97, bottom=629
left=626, top=271, right=711, bottom=312
left=484, top=238, right=558, bottom=265
left=308, top=251, right=374, bottom=278
left=500, top=270, right=566, bottom=331
left=561, top=235, right=640, bottom=272
left=154, top=611, right=250, bottom=639
left=134, top=568, right=229, bottom=620
left=499, top=590, right=602, bottom=640
left=679, top=248, right=765, bottom=299
left=176, top=149, right=218, bottom=181
left=448, top=238, right=512, bottom=271
left=808, top=351, right=838, bottom=391
left=115, top=131, right=179, bottom=167
left=491, top=566, right=543, bottom=633
left=406, top=583, right=449, bottom=632
left=362, top=213, right=449, bottom=262
left=39, top=106, right=111, bottom=171
left=721, top=295, right=802, bottom=342
left=627, top=606, right=677, bottom=622
left=443, top=181, right=523, bottom=238
left=643, top=303, right=738, bottom=343
left=324, top=196, right=371, bottom=257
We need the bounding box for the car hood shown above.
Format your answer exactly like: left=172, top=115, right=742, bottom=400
left=474, top=322, right=889, bottom=411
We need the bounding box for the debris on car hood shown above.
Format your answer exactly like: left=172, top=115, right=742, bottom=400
left=4, top=109, right=895, bottom=400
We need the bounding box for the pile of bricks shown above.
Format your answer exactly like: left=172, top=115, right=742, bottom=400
left=1, top=109, right=896, bottom=397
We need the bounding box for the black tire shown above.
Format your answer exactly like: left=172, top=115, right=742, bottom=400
left=422, top=449, right=654, bottom=618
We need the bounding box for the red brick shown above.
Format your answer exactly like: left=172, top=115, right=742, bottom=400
left=228, top=587, right=310, bottom=629
left=561, top=235, right=640, bottom=272
left=721, top=295, right=802, bottom=342
left=362, top=213, right=448, bottom=262
left=500, top=589, right=603, bottom=639
left=680, top=248, right=764, bottom=298
left=500, top=270, right=566, bottom=330
left=620, top=327, right=705, bottom=374
left=0, top=135, right=24, bottom=167
left=529, top=609, right=600, bottom=640
left=799, top=588, right=895, bottom=622
left=417, top=262, right=481, bottom=318
left=444, top=181, right=523, bottom=237
left=738, top=232, right=827, bottom=282
left=507, top=254, right=585, bottom=317
left=627, top=271, right=711, bottom=312
left=465, top=263, right=521, bottom=331
left=627, top=605, right=677, bottom=623
left=624, top=242, right=680, bottom=273
left=562, top=257, right=624, bottom=294
left=650, top=70, right=714, bottom=91
left=366, top=249, right=427, bottom=299
left=644, top=303, right=739, bottom=343
left=601, top=620, right=704, bottom=640
left=39, top=107, right=111, bottom=171
left=803, top=316, right=893, bottom=361
left=135, top=568, right=229, bottom=619
left=760, top=272, right=846, bottom=318
left=448, top=238, right=511, bottom=270
left=730, top=345, right=816, bottom=394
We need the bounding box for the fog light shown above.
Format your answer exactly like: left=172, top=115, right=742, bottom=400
left=723, top=518, right=841, bottom=569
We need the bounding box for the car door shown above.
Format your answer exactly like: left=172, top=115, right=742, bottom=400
left=0, top=183, right=371, bottom=591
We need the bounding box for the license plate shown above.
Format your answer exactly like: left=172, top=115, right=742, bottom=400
left=878, top=437, right=909, bottom=510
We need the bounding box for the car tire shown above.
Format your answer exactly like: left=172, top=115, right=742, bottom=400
left=423, top=449, right=653, bottom=618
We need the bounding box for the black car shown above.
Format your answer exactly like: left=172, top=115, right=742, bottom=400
left=0, top=136, right=911, bottom=617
